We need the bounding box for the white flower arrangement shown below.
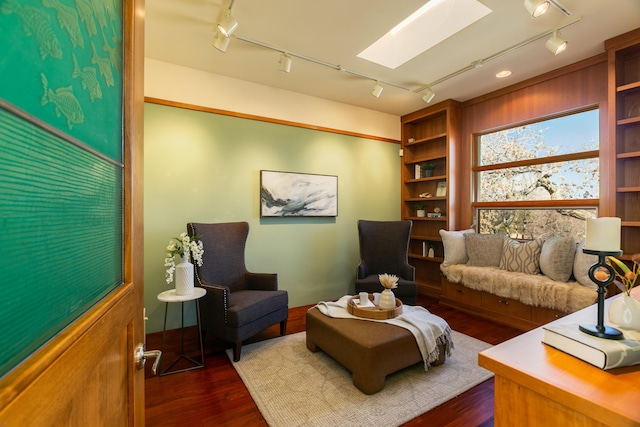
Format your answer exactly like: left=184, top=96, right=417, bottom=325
left=164, top=232, right=204, bottom=284
left=378, top=273, right=399, bottom=290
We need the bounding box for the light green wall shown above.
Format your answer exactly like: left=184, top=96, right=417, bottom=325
left=144, top=102, right=400, bottom=333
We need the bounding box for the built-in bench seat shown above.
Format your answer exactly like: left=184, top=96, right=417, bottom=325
left=437, top=229, right=606, bottom=330
left=440, top=264, right=598, bottom=330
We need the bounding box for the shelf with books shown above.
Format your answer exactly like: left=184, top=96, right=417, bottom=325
left=401, top=99, right=461, bottom=298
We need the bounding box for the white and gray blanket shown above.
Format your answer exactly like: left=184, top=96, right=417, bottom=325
left=313, top=295, right=453, bottom=370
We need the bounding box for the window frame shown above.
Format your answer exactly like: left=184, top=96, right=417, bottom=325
left=472, top=107, right=600, bottom=233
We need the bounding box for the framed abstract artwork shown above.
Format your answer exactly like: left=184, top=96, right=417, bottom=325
left=260, top=170, right=338, bottom=217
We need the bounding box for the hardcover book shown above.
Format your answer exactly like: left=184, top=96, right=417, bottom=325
left=542, top=323, right=640, bottom=370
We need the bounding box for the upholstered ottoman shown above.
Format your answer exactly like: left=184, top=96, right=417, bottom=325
left=305, top=307, right=445, bottom=394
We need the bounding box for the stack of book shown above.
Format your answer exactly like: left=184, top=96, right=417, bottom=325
left=542, top=323, right=640, bottom=370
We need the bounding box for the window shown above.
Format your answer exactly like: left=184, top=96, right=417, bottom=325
left=474, top=109, right=599, bottom=240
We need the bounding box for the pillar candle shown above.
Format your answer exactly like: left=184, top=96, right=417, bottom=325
left=585, top=217, right=621, bottom=252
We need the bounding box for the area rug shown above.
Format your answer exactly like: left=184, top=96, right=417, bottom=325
left=226, top=330, right=493, bottom=427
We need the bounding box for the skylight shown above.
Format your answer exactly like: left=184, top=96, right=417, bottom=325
left=357, top=0, right=492, bottom=69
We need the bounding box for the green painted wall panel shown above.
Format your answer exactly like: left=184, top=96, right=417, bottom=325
left=0, top=107, right=123, bottom=378
left=144, top=102, right=400, bottom=333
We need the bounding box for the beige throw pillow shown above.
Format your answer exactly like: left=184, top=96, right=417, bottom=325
left=500, top=237, right=543, bottom=275
left=439, top=229, right=475, bottom=266
left=465, top=234, right=504, bottom=267
left=539, top=235, right=576, bottom=282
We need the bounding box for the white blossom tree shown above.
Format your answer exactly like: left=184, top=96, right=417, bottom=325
left=477, top=123, right=599, bottom=240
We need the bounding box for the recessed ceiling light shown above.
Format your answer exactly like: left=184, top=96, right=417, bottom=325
left=357, top=0, right=492, bottom=69
left=496, top=70, right=512, bottom=78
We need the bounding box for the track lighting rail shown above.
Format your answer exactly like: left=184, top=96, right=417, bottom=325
left=223, top=11, right=581, bottom=103
left=414, top=16, right=582, bottom=94
left=235, top=36, right=411, bottom=91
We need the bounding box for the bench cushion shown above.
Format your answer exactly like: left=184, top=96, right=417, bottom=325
left=441, top=264, right=597, bottom=313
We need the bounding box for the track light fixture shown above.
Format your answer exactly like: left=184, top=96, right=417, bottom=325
left=279, top=53, right=292, bottom=73
left=213, top=30, right=230, bottom=53
left=545, top=30, right=567, bottom=55
left=217, top=9, right=238, bottom=37
left=422, top=88, right=435, bottom=104
left=524, top=0, right=550, bottom=18
left=371, top=81, right=383, bottom=98
left=524, top=0, right=572, bottom=18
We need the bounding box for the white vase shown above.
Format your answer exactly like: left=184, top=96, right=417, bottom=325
left=175, top=255, right=194, bottom=295
left=608, top=294, right=640, bottom=331
left=379, top=289, right=396, bottom=310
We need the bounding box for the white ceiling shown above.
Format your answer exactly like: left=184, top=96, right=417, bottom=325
left=145, top=0, right=640, bottom=117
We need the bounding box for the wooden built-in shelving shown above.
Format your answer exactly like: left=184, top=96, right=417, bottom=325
left=401, top=100, right=461, bottom=297
left=606, top=28, right=640, bottom=259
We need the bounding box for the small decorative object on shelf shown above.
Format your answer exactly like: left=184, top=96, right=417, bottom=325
left=378, top=273, right=398, bottom=310
left=607, top=253, right=640, bottom=331
left=419, top=192, right=433, bottom=198
left=164, top=232, right=204, bottom=295
left=420, top=162, right=436, bottom=178
left=436, top=181, right=447, bottom=197
left=427, top=212, right=441, bottom=218
left=581, top=217, right=623, bottom=340
left=416, top=204, right=425, bottom=217
left=428, top=244, right=435, bottom=258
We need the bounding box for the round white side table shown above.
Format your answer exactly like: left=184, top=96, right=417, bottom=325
left=157, top=287, right=206, bottom=375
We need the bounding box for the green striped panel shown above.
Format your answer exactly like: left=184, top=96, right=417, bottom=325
left=0, top=107, right=123, bottom=378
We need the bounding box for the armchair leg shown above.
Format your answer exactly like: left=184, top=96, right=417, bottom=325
left=233, top=342, right=242, bottom=362
left=280, top=319, right=287, bottom=336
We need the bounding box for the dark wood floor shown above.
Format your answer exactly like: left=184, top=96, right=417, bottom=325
left=145, top=295, right=522, bottom=427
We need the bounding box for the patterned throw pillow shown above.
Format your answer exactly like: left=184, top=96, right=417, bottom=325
left=465, top=234, right=504, bottom=267
left=500, top=237, right=543, bottom=274
left=539, top=235, right=576, bottom=282
left=439, top=229, right=475, bottom=266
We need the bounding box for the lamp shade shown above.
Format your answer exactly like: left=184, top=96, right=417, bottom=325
left=546, top=31, right=568, bottom=55
left=524, top=0, right=550, bottom=18
left=279, top=53, right=292, bottom=73
left=422, top=88, right=435, bottom=103
left=218, top=12, right=238, bottom=37
left=213, top=32, right=230, bottom=52
left=371, top=81, right=383, bottom=98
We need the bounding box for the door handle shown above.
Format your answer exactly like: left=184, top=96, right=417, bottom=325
left=135, top=344, right=162, bottom=375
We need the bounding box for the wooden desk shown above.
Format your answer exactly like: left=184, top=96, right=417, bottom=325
left=479, top=298, right=640, bottom=427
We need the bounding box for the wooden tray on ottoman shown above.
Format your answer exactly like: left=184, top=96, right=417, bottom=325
left=347, top=295, right=402, bottom=320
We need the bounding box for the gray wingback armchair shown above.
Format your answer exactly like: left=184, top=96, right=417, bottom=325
left=355, top=220, right=417, bottom=305
left=187, top=222, right=288, bottom=361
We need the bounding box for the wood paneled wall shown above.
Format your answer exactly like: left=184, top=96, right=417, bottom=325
left=457, top=54, right=609, bottom=229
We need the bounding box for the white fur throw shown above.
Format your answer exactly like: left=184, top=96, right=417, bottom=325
left=441, top=264, right=597, bottom=313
